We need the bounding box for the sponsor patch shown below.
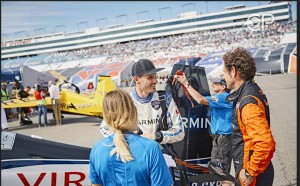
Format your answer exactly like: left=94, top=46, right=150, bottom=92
left=151, top=100, right=161, bottom=110
left=211, top=96, right=218, bottom=102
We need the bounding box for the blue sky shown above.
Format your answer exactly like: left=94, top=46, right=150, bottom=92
left=1, top=1, right=297, bottom=38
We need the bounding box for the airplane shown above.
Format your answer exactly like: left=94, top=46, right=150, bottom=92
left=1, top=65, right=235, bottom=186
left=1, top=130, right=234, bottom=186
left=1, top=75, right=116, bottom=118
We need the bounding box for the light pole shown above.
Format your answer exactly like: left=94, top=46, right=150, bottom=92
left=159, top=7, right=172, bottom=21
left=14, top=30, right=28, bottom=38
left=205, top=1, right=208, bottom=13
left=14, top=31, right=20, bottom=38
left=34, top=28, right=46, bottom=36
left=116, top=14, right=128, bottom=26
left=96, top=18, right=107, bottom=28
left=136, top=10, right=150, bottom=22
left=54, top=25, right=66, bottom=33
left=181, top=3, right=196, bottom=14
left=77, top=22, right=88, bottom=32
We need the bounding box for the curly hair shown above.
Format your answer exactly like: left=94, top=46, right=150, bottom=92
left=223, top=47, right=256, bottom=81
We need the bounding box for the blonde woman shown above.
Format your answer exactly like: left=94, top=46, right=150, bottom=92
left=89, top=90, right=173, bottom=186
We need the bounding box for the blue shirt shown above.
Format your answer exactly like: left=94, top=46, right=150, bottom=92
left=206, top=92, right=233, bottom=135
left=89, top=133, right=173, bottom=186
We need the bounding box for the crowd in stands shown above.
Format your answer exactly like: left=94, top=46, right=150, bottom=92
left=44, top=20, right=297, bottom=64
left=1, top=20, right=297, bottom=130
left=2, top=20, right=297, bottom=70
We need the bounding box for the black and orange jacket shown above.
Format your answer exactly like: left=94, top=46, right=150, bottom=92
left=227, top=80, right=276, bottom=186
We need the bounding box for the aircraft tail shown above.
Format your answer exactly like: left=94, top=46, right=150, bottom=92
left=93, top=75, right=116, bottom=103
left=48, top=70, right=67, bottom=82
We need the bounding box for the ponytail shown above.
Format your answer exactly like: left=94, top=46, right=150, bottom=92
left=110, top=130, right=134, bottom=163
left=102, top=89, right=138, bottom=163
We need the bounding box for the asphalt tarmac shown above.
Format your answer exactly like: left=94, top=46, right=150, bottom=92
left=5, top=73, right=297, bottom=186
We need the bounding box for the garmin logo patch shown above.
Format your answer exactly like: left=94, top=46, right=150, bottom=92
left=139, top=118, right=159, bottom=125
left=181, top=117, right=211, bottom=129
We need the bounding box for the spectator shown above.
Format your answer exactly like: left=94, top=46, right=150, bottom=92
left=27, top=86, right=34, bottom=97
left=89, top=89, right=173, bottom=186
left=174, top=72, right=233, bottom=186
left=11, top=81, right=21, bottom=99
left=26, top=86, right=33, bottom=114
left=16, top=86, right=30, bottom=126
left=100, top=59, right=184, bottom=147
left=34, top=85, right=48, bottom=127
left=10, top=82, right=21, bottom=119
left=11, top=86, right=17, bottom=99
left=223, top=47, right=276, bottom=186
left=48, top=80, right=61, bottom=125
left=1, top=83, right=10, bottom=101
left=32, top=84, right=40, bottom=113
left=206, top=76, right=233, bottom=186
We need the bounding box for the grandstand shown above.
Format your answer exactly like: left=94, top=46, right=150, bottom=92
left=255, top=45, right=286, bottom=74
left=1, top=1, right=297, bottom=87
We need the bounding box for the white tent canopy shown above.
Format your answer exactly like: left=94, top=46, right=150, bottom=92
left=21, top=66, right=55, bottom=87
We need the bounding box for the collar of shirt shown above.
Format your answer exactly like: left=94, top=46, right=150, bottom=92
left=108, top=132, right=139, bottom=142
left=226, top=80, right=253, bottom=103
left=132, top=88, right=153, bottom=104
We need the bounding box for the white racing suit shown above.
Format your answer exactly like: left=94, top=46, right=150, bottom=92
left=100, top=90, right=185, bottom=144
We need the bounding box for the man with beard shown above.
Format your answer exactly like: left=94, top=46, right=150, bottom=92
left=223, top=47, right=276, bottom=186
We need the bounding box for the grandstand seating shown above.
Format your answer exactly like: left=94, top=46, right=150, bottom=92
left=3, top=20, right=295, bottom=70
left=254, top=45, right=285, bottom=74
left=1, top=20, right=297, bottom=86
left=283, top=43, right=297, bottom=72
left=1, top=59, right=11, bottom=69
left=58, top=67, right=85, bottom=80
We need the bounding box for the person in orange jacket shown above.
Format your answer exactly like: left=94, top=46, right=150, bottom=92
left=223, top=47, right=276, bottom=186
